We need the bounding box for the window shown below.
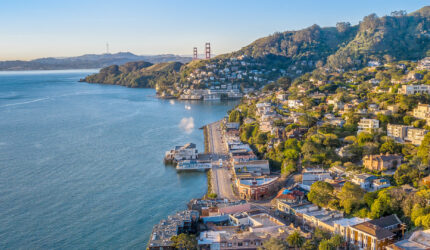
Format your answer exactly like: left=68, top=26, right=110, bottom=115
left=238, top=243, right=243, bottom=246
left=228, top=243, right=232, bottom=247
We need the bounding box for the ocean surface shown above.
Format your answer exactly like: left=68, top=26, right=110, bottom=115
left=0, top=70, right=237, bottom=249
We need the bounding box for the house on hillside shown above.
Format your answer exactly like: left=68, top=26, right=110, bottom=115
left=363, top=154, right=403, bottom=172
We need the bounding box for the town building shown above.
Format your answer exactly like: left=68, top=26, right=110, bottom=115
left=351, top=174, right=377, bottom=190
left=406, top=127, right=428, bottom=145
left=348, top=215, right=405, bottom=250
left=148, top=210, right=199, bottom=249
left=399, top=84, right=430, bottom=95
left=236, top=177, right=279, bottom=200
left=363, top=154, right=403, bottom=172
left=287, top=99, right=304, bottom=109
left=387, top=124, right=409, bottom=142
left=386, top=229, right=430, bottom=250
left=233, top=160, right=270, bottom=176
left=413, top=104, right=430, bottom=124
left=294, top=205, right=344, bottom=232
left=358, top=119, right=380, bottom=133
left=302, top=168, right=332, bottom=186
left=275, top=188, right=308, bottom=216
left=418, top=57, right=430, bottom=70
left=333, top=217, right=369, bottom=242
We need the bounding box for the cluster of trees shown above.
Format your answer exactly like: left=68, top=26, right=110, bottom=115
left=170, top=234, right=197, bottom=249
left=307, top=181, right=430, bottom=228
left=261, top=229, right=345, bottom=250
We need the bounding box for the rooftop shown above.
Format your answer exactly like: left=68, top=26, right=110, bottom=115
left=239, top=177, right=277, bottom=186
left=352, top=222, right=395, bottom=240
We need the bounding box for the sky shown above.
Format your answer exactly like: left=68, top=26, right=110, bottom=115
left=0, top=0, right=429, bottom=60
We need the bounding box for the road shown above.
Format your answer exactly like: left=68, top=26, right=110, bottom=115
left=206, top=121, right=236, bottom=200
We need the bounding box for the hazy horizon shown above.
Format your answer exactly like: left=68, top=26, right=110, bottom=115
left=1, top=0, right=429, bottom=60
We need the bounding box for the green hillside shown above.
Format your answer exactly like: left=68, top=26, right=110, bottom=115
left=81, top=61, right=183, bottom=88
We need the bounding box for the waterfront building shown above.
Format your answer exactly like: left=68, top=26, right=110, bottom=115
left=148, top=210, right=199, bottom=250
left=165, top=143, right=198, bottom=162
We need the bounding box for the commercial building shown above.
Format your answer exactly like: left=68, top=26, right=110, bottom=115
left=236, top=177, right=279, bottom=200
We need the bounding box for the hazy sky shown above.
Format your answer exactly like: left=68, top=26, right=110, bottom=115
left=1, top=0, right=429, bottom=60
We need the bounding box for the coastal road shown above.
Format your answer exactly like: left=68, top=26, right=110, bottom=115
left=207, top=121, right=236, bottom=200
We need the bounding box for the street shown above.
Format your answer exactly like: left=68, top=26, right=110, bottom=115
left=207, top=120, right=236, bottom=200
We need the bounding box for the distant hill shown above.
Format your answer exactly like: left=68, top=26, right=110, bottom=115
left=81, top=61, right=183, bottom=88
left=0, top=52, right=191, bottom=71
left=81, top=6, right=430, bottom=96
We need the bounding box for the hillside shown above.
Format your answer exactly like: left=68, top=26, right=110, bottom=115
left=81, top=6, right=430, bottom=97
left=81, top=61, right=183, bottom=89
left=0, top=52, right=191, bottom=71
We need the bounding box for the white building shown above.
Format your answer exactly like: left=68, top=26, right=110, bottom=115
left=399, top=84, right=430, bottom=95
left=287, top=100, right=304, bottom=109
left=358, top=118, right=379, bottom=133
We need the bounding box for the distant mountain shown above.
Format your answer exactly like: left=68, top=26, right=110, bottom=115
left=0, top=52, right=191, bottom=71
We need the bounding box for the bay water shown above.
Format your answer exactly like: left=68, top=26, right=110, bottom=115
left=0, top=70, right=237, bottom=249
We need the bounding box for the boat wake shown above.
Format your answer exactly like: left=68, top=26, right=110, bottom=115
left=0, top=97, right=49, bottom=108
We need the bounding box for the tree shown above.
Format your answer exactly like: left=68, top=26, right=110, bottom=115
left=260, top=237, right=288, bottom=250
left=394, top=164, right=420, bottom=186
left=380, top=140, right=401, bottom=154
left=228, top=110, right=242, bottom=123
left=171, top=234, right=197, bottom=250
left=418, top=133, right=430, bottom=165
left=318, top=240, right=334, bottom=250
left=287, top=231, right=305, bottom=249
left=308, top=181, right=334, bottom=207
left=336, top=22, right=351, bottom=33
left=357, top=132, right=373, bottom=145
left=338, top=182, right=365, bottom=214
left=329, top=234, right=345, bottom=249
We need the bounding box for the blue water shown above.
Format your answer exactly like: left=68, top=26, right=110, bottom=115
left=0, top=70, right=237, bottom=249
